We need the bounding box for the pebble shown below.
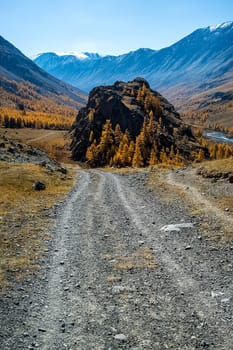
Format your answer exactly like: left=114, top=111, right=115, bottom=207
left=114, top=334, right=127, bottom=341
left=38, top=328, right=46, bottom=332
left=31, top=342, right=39, bottom=348
left=200, top=340, right=209, bottom=347
left=209, top=247, right=218, bottom=251
left=110, top=327, right=118, bottom=333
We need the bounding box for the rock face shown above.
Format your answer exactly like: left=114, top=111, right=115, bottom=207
left=71, top=78, right=202, bottom=164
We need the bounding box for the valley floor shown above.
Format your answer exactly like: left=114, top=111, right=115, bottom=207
left=0, top=168, right=233, bottom=349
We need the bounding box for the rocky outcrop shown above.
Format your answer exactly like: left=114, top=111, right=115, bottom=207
left=0, top=133, right=67, bottom=174
left=71, top=78, right=204, bottom=164
left=197, top=167, right=233, bottom=183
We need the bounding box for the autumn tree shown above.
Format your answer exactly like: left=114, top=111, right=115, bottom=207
left=86, top=139, right=98, bottom=166
left=114, top=124, right=123, bottom=146
left=132, top=135, right=144, bottom=167
left=112, top=129, right=130, bottom=167
left=128, top=140, right=135, bottom=165
left=96, top=119, right=115, bottom=165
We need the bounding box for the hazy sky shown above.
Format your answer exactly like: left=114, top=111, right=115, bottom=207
left=1, top=0, right=233, bottom=57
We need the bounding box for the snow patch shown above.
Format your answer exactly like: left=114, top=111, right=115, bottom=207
left=55, top=51, right=89, bottom=59
left=209, top=21, right=232, bottom=32
left=30, top=53, right=43, bottom=60
left=161, top=223, right=194, bottom=232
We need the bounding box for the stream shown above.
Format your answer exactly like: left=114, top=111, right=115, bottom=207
left=203, top=130, right=233, bottom=144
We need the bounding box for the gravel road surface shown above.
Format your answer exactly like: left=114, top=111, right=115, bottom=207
left=0, top=169, right=232, bottom=349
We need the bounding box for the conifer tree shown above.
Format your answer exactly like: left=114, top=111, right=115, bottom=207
left=128, top=140, right=135, bottom=165
left=132, top=136, right=144, bottom=167
left=86, top=139, right=98, bottom=166
left=113, top=129, right=130, bottom=166
left=160, top=147, right=168, bottom=164
left=114, top=124, right=123, bottom=146
left=196, top=149, right=205, bottom=162
left=96, top=119, right=114, bottom=165
left=121, top=143, right=129, bottom=166
left=112, top=151, right=122, bottom=167
left=149, top=147, right=158, bottom=166
left=174, top=149, right=185, bottom=166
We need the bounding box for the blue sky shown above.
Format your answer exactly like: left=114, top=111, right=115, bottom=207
left=1, top=0, right=233, bottom=57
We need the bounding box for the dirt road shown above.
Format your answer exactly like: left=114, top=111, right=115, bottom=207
left=1, top=170, right=232, bottom=349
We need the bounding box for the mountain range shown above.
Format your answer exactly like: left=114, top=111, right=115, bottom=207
left=34, top=22, right=233, bottom=117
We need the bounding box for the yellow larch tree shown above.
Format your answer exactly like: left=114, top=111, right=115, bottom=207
left=97, top=119, right=115, bottom=165
left=132, top=135, right=144, bottom=167
left=86, top=139, right=98, bottom=166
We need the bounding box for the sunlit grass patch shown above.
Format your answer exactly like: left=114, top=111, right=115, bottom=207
left=106, top=275, right=122, bottom=283
left=147, top=165, right=186, bottom=202
left=112, top=246, right=157, bottom=271
left=200, top=158, right=233, bottom=172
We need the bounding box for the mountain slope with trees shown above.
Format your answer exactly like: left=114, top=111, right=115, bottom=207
left=0, top=35, right=87, bottom=129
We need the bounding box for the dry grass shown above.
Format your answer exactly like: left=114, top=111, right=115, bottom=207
left=147, top=165, right=186, bottom=203
left=106, top=275, right=122, bottom=283
left=0, top=161, right=75, bottom=291
left=199, top=158, right=233, bottom=172
left=103, top=167, right=146, bottom=174
left=112, top=246, right=157, bottom=270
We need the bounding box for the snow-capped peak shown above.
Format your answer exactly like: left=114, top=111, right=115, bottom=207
left=32, top=51, right=102, bottom=61
left=209, top=21, right=232, bottom=32
left=55, top=51, right=89, bottom=59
